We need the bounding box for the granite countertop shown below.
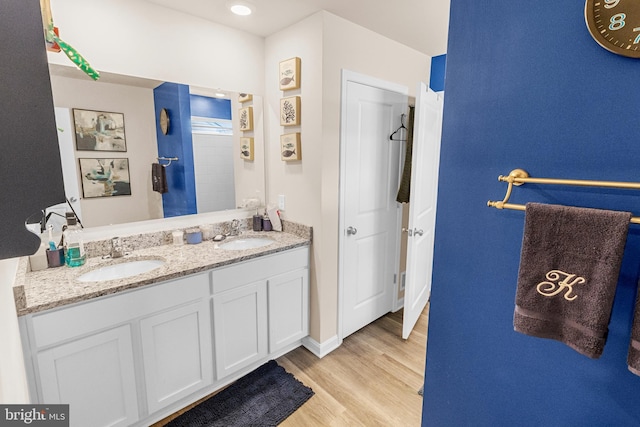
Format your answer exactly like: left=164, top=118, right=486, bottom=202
left=13, top=231, right=310, bottom=316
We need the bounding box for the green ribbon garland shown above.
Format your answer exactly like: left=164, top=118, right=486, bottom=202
left=47, top=30, right=100, bottom=81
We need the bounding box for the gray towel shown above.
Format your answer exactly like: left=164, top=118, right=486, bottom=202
left=627, top=285, right=640, bottom=375
left=514, top=203, right=631, bottom=359
left=152, top=163, right=168, bottom=193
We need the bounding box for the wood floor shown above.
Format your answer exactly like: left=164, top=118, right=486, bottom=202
left=277, top=305, right=429, bottom=426
left=154, top=305, right=428, bottom=426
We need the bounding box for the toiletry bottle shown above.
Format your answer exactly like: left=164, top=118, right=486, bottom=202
left=29, top=237, right=48, bottom=271
left=63, top=212, right=86, bottom=267
left=253, top=210, right=263, bottom=231
left=262, top=212, right=272, bottom=231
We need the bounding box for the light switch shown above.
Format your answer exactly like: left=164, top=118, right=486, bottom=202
left=278, top=195, right=286, bottom=210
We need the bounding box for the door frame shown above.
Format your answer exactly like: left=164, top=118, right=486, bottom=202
left=337, top=70, right=409, bottom=341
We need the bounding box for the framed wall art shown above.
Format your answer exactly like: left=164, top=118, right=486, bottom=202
left=280, top=133, right=301, bottom=161
left=240, top=137, right=254, bottom=161
left=238, top=106, right=254, bottom=131
left=280, top=96, right=301, bottom=126
left=238, top=93, right=253, bottom=103
left=73, top=108, right=127, bottom=151
left=79, top=158, right=131, bottom=198
left=279, top=57, right=301, bottom=90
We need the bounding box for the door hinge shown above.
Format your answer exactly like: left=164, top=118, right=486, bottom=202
left=394, top=273, right=397, bottom=284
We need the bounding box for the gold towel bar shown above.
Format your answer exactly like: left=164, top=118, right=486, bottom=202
left=487, top=169, right=640, bottom=224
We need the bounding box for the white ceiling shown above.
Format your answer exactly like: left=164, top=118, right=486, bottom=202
left=142, top=0, right=450, bottom=57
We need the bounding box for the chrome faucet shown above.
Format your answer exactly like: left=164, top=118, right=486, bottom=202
left=110, top=237, right=124, bottom=258
left=229, top=219, right=240, bottom=236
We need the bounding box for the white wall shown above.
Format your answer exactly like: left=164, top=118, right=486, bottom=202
left=229, top=95, right=266, bottom=207
left=265, top=13, right=325, bottom=338
left=47, top=0, right=265, bottom=95
left=193, top=133, right=235, bottom=212
left=0, top=258, right=28, bottom=403
left=265, top=11, right=430, bottom=343
left=49, top=75, right=163, bottom=227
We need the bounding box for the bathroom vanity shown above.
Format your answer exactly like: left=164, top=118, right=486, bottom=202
left=14, top=227, right=310, bottom=427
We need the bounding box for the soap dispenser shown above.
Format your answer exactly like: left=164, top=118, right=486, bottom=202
left=63, top=212, right=86, bottom=267
left=262, top=211, right=272, bottom=231
left=253, top=209, right=263, bottom=231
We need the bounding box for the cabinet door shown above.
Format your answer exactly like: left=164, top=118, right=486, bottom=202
left=140, top=299, right=213, bottom=414
left=268, top=268, right=309, bottom=353
left=213, top=281, right=267, bottom=379
left=37, top=325, right=138, bottom=427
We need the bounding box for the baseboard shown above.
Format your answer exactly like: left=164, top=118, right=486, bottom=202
left=393, top=297, right=404, bottom=312
left=302, top=335, right=341, bottom=358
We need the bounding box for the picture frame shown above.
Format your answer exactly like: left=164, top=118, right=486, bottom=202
left=280, top=133, right=301, bottom=161
left=279, top=57, right=301, bottom=91
left=79, top=158, right=131, bottom=198
left=238, top=106, right=254, bottom=131
left=238, top=93, right=253, bottom=103
left=73, top=108, right=127, bottom=151
left=280, top=96, right=301, bottom=126
left=240, top=137, right=254, bottom=161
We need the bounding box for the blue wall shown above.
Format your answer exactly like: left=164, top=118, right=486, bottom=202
left=153, top=82, right=197, bottom=217
left=422, top=2, right=640, bottom=425
left=190, top=94, right=231, bottom=119
left=429, top=54, right=446, bottom=92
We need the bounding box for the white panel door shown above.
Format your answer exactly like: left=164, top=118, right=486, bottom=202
left=49, top=107, right=82, bottom=231
left=213, top=281, right=268, bottom=379
left=37, top=325, right=139, bottom=427
left=342, top=79, right=407, bottom=338
left=140, top=299, right=213, bottom=414
left=402, top=84, right=444, bottom=339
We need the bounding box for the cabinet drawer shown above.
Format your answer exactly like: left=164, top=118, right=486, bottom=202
left=211, top=246, right=309, bottom=294
left=31, top=273, right=209, bottom=348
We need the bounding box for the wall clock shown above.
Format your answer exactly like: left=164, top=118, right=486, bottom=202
left=159, top=108, right=170, bottom=135
left=585, top=0, right=640, bottom=58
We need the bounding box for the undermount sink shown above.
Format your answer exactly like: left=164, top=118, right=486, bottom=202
left=218, top=237, right=275, bottom=250
left=77, top=259, right=165, bottom=282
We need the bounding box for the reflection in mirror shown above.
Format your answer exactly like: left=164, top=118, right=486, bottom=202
left=46, top=64, right=265, bottom=232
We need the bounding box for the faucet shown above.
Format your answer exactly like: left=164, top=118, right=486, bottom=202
left=110, top=237, right=124, bottom=258
left=229, top=219, right=240, bottom=236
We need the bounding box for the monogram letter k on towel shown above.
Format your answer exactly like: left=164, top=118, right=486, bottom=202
left=514, top=203, right=631, bottom=358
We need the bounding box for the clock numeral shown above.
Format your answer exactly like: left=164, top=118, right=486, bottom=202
left=604, top=0, right=620, bottom=9
left=609, top=13, right=626, bottom=30
left=634, top=27, right=640, bottom=44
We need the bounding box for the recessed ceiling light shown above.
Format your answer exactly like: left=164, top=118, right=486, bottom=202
left=230, top=4, right=252, bottom=16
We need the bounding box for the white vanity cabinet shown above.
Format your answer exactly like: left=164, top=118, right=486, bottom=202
left=20, top=272, right=211, bottom=427
left=211, top=246, right=309, bottom=380
left=19, top=245, right=309, bottom=427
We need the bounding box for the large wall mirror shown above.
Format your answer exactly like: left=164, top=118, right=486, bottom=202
left=44, top=64, right=265, bottom=232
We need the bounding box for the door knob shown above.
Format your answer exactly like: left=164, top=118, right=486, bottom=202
left=346, top=226, right=358, bottom=236
left=413, top=229, right=424, bottom=236
left=69, top=197, right=77, bottom=203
